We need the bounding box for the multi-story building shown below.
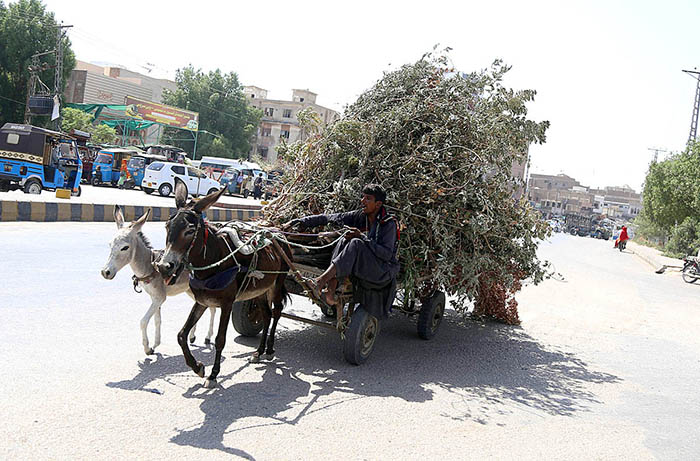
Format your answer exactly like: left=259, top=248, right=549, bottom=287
left=528, top=173, right=641, bottom=219
left=244, top=86, right=339, bottom=162
left=63, top=60, right=177, bottom=145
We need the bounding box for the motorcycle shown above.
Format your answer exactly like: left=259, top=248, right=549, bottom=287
left=682, top=256, right=700, bottom=284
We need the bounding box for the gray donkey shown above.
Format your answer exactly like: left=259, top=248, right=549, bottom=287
left=101, top=205, right=216, bottom=355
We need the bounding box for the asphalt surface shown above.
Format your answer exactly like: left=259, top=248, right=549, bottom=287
left=0, top=224, right=698, bottom=459
left=0, top=183, right=261, bottom=208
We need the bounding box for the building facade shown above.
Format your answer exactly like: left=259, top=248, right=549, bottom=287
left=63, top=61, right=177, bottom=146
left=527, top=173, right=641, bottom=219
left=243, top=87, right=339, bottom=163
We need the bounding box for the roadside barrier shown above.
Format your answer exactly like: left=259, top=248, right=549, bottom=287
left=0, top=201, right=262, bottom=223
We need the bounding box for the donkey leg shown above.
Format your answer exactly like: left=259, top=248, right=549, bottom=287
left=189, top=319, right=197, bottom=344
left=205, top=305, right=232, bottom=388
left=264, top=307, right=282, bottom=360
left=153, top=305, right=162, bottom=351
left=250, top=301, right=272, bottom=363
left=205, top=307, right=216, bottom=345
left=178, top=303, right=208, bottom=377
left=140, top=298, right=163, bottom=355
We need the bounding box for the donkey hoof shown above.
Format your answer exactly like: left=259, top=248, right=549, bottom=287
left=248, top=353, right=261, bottom=363
left=204, top=378, right=217, bottom=389
left=189, top=336, right=196, bottom=344
left=204, top=338, right=211, bottom=345
left=195, top=362, right=206, bottom=378
left=262, top=353, right=275, bottom=361
left=145, top=348, right=155, bottom=355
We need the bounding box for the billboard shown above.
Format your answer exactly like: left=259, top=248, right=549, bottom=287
left=124, top=96, right=199, bottom=131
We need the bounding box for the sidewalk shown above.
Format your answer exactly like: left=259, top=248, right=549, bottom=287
left=627, top=241, right=684, bottom=272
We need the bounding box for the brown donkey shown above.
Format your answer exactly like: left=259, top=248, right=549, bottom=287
left=156, top=183, right=291, bottom=387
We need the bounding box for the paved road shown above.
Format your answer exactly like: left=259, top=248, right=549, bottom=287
left=0, top=224, right=698, bottom=459
left=0, top=183, right=261, bottom=208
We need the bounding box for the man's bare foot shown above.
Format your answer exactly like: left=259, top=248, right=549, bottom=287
left=322, top=288, right=338, bottom=306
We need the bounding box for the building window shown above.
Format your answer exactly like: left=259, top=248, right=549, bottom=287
left=264, top=107, right=274, bottom=117
left=280, top=129, right=290, bottom=139
left=257, top=146, right=269, bottom=158
left=283, top=109, right=292, bottom=118
left=300, top=97, right=304, bottom=102
left=261, top=126, right=271, bottom=137
left=250, top=94, right=255, bottom=98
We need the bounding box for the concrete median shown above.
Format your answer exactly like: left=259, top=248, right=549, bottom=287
left=0, top=200, right=262, bottom=223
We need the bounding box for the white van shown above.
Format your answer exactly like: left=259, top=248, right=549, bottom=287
left=141, top=161, right=221, bottom=197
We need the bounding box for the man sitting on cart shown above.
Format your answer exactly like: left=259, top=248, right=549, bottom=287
left=283, top=184, right=400, bottom=312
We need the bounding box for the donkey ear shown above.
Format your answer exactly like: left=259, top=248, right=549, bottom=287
left=114, top=205, right=125, bottom=228
left=130, top=208, right=151, bottom=231
left=193, top=187, right=226, bottom=214
left=174, top=180, right=188, bottom=209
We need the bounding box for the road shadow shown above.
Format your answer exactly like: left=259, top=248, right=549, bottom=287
left=106, top=310, right=620, bottom=457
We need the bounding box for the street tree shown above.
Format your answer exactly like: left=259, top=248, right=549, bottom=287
left=0, top=0, right=75, bottom=123
left=640, top=141, right=700, bottom=255
left=60, top=107, right=116, bottom=144
left=161, top=66, right=261, bottom=159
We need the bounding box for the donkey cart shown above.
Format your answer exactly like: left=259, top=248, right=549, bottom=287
left=230, top=231, right=447, bottom=365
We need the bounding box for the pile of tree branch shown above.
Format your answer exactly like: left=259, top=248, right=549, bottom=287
left=265, top=49, right=551, bottom=324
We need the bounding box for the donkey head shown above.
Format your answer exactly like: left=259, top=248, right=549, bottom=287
left=101, top=205, right=151, bottom=280
left=156, top=182, right=225, bottom=283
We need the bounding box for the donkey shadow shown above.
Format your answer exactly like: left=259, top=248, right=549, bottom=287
left=108, top=311, right=620, bottom=456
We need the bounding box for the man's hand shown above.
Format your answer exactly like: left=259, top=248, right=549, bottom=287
left=281, top=219, right=301, bottom=231
left=344, top=227, right=362, bottom=240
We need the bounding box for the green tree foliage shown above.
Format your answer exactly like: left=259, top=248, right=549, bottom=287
left=664, top=217, right=700, bottom=258
left=60, top=107, right=116, bottom=144
left=640, top=141, right=700, bottom=255
left=269, top=50, right=551, bottom=324
left=0, top=0, right=76, bottom=123
left=161, top=66, right=261, bottom=159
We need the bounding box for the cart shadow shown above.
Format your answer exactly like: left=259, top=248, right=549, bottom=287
left=164, top=310, right=619, bottom=455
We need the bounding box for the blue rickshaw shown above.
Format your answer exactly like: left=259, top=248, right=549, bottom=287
left=124, top=152, right=167, bottom=190
left=91, top=147, right=140, bottom=187
left=0, top=123, right=82, bottom=195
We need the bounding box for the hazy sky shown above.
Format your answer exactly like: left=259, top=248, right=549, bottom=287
left=42, top=0, right=700, bottom=191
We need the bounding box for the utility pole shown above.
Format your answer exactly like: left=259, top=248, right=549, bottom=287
left=683, top=69, right=700, bottom=144
left=647, top=147, right=667, bottom=163
left=54, top=23, right=73, bottom=130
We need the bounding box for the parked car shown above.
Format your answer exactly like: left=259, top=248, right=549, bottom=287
left=141, top=161, right=221, bottom=197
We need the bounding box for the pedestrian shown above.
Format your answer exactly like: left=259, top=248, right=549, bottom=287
left=117, top=159, right=128, bottom=189
left=236, top=172, right=244, bottom=195
left=253, top=173, right=264, bottom=200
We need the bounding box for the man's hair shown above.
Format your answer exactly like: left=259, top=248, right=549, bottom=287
left=362, top=183, right=386, bottom=203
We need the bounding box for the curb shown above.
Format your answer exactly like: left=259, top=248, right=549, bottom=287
left=0, top=201, right=261, bottom=223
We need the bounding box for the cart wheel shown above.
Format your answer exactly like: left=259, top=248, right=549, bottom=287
left=71, top=186, right=81, bottom=197
left=231, top=300, right=264, bottom=337
left=320, top=303, right=336, bottom=318
left=343, top=306, right=379, bottom=365
left=417, top=291, right=445, bottom=340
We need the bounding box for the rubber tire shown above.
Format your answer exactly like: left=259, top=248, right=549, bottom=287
left=417, top=291, right=446, bottom=340
left=142, top=187, right=154, bottom=195
left=23, top=178, right=42, bottom=194
left=91, top=177, right=100, bottom=187
left=682, top=264, right=699, bottom=284
left=320, top=303, right=336, bottom=318
left=158, top=183, right=172, bottom=197
left=231, top=300, right=264, bottom=337
left=71, top=185, right=81, bottom=197
left=343, top=306, right=379, bottom=365
left=207, top=188, right=218, bottom=195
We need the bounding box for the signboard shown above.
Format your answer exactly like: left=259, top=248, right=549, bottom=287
left=124, top=96, right=199, bottom=131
